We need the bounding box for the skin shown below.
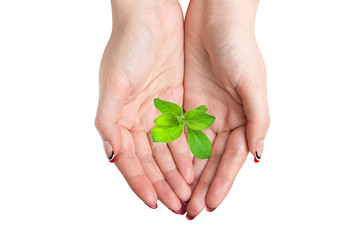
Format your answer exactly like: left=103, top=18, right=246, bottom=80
left=95, top=0, right=193, bottom=212
left=95, top=0, right=270, bottom=218
left=184, top=0, right=270, bottom=218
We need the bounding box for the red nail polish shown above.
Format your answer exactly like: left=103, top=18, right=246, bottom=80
left=179, top=208, right=186, bottom=215
left=186, top=213, right=196, bottom=220
left=181, top=199, right=189, bottom=206
left=147, top=203, right=157, bottom=209
left=254, top=151, right=261, bottom=163
left=206, top=206, right=216, bottom=212
left=169, top=208, right=182, bottom=214
left=179, top=205, right=187, bottom=215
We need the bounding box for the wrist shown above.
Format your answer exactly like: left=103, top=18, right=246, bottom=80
left=110, top=0, right=178, bottom=31
left=111, top=0, right=176, bottom=15
left=200, top=0, right=259, bottom=32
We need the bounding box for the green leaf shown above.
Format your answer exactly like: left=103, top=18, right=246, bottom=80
left=154, top=98, right=183, bottom=117
left=195, top=105, right=208, bottom=112
left=184, top=109, right=215, bottom=130
left=154, top=113, right=179, bottom=127
left=187, top=127, right=212, bottom=159
left=152, top=124, right=184, bottom=143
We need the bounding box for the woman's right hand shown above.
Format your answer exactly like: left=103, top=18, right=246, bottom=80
left=95, top=0, right=193, bottom=213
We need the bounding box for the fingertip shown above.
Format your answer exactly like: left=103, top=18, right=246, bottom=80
left=164, top=168, right=192, bottom=202
left=182, top=185, right=192, bottom=203
left=153, top=181, right=182, bottom=212
left=206, top=177, right=231, bottom=210
left=185, top=204, right=202, bottom=220
left=127, top=175, right=158, bottom=209
left=143, top=192, right=158, bottom=209
left=248, top=136, right=265, bottom=162
left=185, top=183, right=208, bottom=217
left=182, top=167, right=195, bottom=185
left=181, top=199, right=189, bottom=206
left=206, top=206, right=216, bottom=212
left=186, top=213, right=196, bottom=221
left=103, top=141, right=115, bottom=161
left=146, top=202, right=158, bottom=210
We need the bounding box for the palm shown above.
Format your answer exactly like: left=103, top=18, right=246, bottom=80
left=98, top=1, right=192, bottom=211
left=183, top=0, right=265, bottom=217
left=184, top=0, right=249, bottom=163
left=183, top=54, right=247, bottom=138
left=107, top=7, right=185, bottom=132
left=184, top=14, right=249, bottom=195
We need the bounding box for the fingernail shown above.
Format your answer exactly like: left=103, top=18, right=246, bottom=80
left=181, top=199, right=189, bottom=206
left=206, top=206, right=216, bottom=212
left=147, top=203, right=158, bottom=209
left=254, top=139, right=264, bottom=163
left=169, top=208, right=182, bottom=214
left=186, top=213, right=196, bottom=221
left=179, top=207, right=186, bottom=215
left=103, top=141, right=114, bottom=162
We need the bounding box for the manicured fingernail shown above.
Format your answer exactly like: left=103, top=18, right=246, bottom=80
left=169, top=208, right=182, bottom=214
left=147, top=203, right=158, bottom=209
left=103, top=141, right=114, bottom=162
left=186, top=213, right=196, bottom=221
left=206, top=206, right=216, bottom=212
left=179, top=207, right=186, bottom=215
left=254, top=139, right=264, bottom=163
left=181, top=200, right=189, bottom=206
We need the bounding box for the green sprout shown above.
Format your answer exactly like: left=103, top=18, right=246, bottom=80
left=152, top=98, right=215, bottom=159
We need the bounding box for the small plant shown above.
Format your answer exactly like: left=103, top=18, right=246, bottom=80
left=152, top=98, right=215, bottom=159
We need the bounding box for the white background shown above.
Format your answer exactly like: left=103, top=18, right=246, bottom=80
left=1, top=0, right=359, bottom=239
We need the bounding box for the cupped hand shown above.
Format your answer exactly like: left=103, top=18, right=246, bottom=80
left=95, top=0, right=193, bottom=212
left=183, top=0, right=270, bottom=219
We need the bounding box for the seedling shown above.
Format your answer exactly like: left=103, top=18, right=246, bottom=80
left=152, top=98, right=215, bottom=159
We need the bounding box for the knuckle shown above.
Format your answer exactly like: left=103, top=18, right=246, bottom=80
left=225, top=146, right=243, bottom=158
left=117, top=150, right=136, bottom=162
left=198, top=179, right=211, bottom=188
left=214, top=174, right=232, bottom=190
left=151, top=143, right=168, bottom=155
left=140, top=154, right=155, bottom=165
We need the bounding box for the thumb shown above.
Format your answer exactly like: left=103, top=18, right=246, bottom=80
left=95, top=68, right=130, bottom=162
left=236, top=73, right=270, bottom=163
